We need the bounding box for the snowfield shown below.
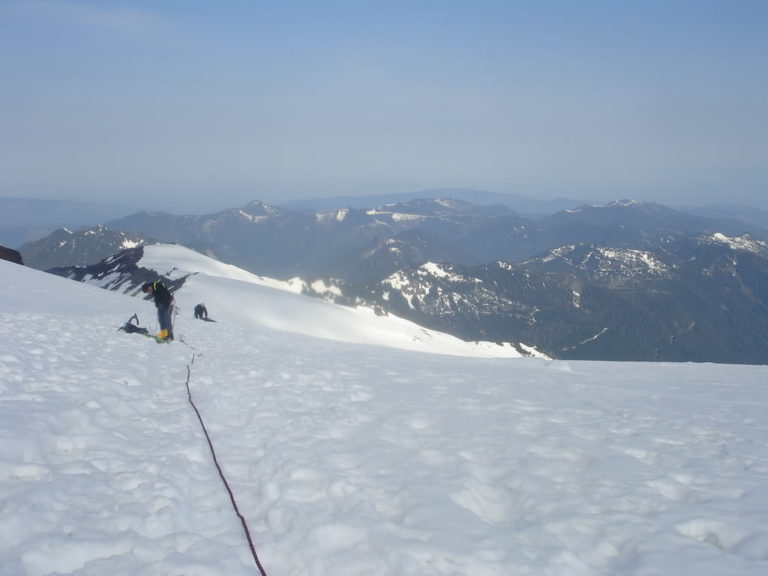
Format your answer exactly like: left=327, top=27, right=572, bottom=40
left=1, top=253, right=767, bottom=576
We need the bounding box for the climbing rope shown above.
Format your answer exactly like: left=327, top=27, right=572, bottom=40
left=184, top=354, right=268, bottom=576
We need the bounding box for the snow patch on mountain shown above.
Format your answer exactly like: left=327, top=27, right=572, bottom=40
left=421, top=261, right=480, bottom=282
left=366, top=207, right=428, bottom=223
left=543, top=245, right=669, bottom=279
left=120, top=239, right=142, bottom=249
left=391, top=212, right=427, bottom=222
left=706, top=233, right=768, bottom=255
left=383, top=263, right=518, bottom=323
left=384, top=262, right=479, bottom=299
left=237, top=209, right=268, bottom=223
left=494, top=260, right=516, bottom=271
left=314, top=208, right=350, bottom=224
left=595, top=247, right=668, bottom=274
left=308, top=278, right=343, bottom=299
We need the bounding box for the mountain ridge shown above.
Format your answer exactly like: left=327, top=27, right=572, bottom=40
left=23, top=197, right=768, bottom=364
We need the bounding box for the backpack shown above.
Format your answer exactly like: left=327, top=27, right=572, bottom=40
left=118, top=314, right=149, bottom=336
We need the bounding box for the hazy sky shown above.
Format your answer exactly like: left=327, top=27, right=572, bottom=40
left=1, top=0, right=766, bottom=212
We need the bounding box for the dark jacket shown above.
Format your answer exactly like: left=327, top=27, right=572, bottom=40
left=150, top=281, right=174, bottom=309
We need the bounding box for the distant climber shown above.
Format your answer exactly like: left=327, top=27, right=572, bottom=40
left=194, top=303, right=216, bottom=322
left=142, top=280, right=175, bottom=341
left=194, top=303, right=208, bottom=320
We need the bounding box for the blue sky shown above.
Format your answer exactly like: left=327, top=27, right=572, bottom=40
left=1, top=0, right=766, bottom=212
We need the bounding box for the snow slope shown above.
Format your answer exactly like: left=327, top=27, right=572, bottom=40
left=136, top=244, right=533, bottom=358
left=1, top=259, right=768, bottom=575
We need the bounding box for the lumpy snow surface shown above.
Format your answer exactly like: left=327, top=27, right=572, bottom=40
left=1, top=259, right=767, bottom=575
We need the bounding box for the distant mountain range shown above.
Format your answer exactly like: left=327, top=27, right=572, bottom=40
left=281, top=187, right=586, bottom=215
left=7, top=190, right=767, bottom=247
left=19, top=196, right=768, bottom=364
left=346, top=233, right=768, bottom=364
left=0, top=197, right=138, bottom=248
